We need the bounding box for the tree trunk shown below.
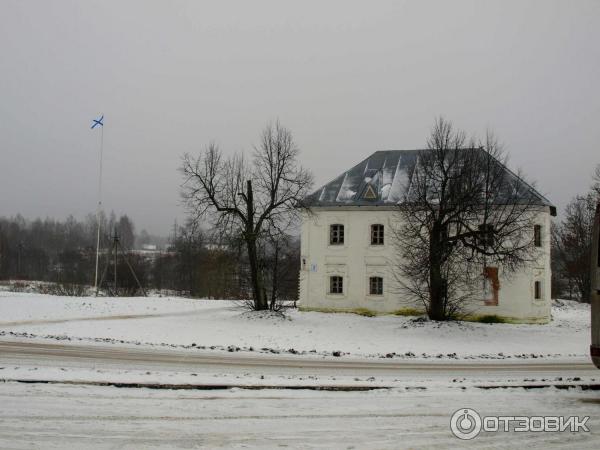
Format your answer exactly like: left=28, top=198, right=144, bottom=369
left=428, top=225, right=446, bottom=321
left=269, top=240, right=279, bottom=310
left=244, top=180, right=268, bottom=310
left=246, top=236, right=267, bottom=310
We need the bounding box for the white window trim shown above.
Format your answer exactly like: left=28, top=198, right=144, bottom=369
left=534, top=224, right=543, bottom=248
left=368, top=276, right=384, bottom=297
left=532, top=278, right=545, bottom=303
left=364, top=223, right=385, bottom=253
left=368, top=223, right=385, bottom=248
left=328, top=275, right=344, bottom=295
left=327, top=218, right=348, bottom=250
left=325, top=264, right=348, bottom=299
left=365, top=266, right=387, bottom=300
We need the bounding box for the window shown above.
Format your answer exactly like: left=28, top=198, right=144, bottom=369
left=483, top=266, right=499, bottom=305
left=369, top=276, right=383, bottom=295
left=478, top=223, right=494, bottom=247
left=534, top=225, right=542, bottom=247
left=534, top=280, right=542, bottom=300
left=330, top=224, right=344, bottom=245
left=371, top=224, right=384, bottom=245
left=329, top=276, right=343, bottom=294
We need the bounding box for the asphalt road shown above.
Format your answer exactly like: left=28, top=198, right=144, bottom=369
left=0, top=339, right=597, bottom=382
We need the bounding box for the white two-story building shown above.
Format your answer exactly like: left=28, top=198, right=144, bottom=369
left=299, top=150, right=555, bottom=323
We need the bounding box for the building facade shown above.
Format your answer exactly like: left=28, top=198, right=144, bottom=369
left=299, top=150, right=555, bottom=323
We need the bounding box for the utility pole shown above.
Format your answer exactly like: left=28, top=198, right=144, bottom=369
left=91, top=114, right=104, bottom=291
left=96, top=228, right=146, bottom=297
left=113, top=229, right=118, bottom=293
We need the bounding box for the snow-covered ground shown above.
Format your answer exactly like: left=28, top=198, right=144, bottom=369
left=0, top=292, right=597, bottom=448
left=0, top=292, right=591, bottom=361
left=1, top=382, right=598, bottom=449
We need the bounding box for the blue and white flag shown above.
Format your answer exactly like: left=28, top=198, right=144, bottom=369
left=91, top=115, right=104, bottom=129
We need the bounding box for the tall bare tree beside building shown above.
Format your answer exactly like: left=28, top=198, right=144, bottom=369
left=552, top=165, right=600, bottom=302
left=394, top=117, right=541, bottom=320
left=553, top=193, right=597, bottom=302
left=180, top=121, right=313, bottom=310
left=593, top=164, right=600, bottom=198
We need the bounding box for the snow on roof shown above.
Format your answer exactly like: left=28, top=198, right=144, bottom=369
left=304, top=150, right=555, bottom=211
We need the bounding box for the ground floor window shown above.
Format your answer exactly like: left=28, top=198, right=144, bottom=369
left=534, top=280, right=542, bottom=300
left=369, top=276, right=383, bottom=295
left=483, top=266, right=499, bottom=305
left=329, top=276, right=343, bottom=294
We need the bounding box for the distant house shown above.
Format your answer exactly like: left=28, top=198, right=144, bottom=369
left=299, top=150, right=555, bottom=323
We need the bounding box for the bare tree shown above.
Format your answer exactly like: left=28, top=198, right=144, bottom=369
left=593, top=164, right=600, bottom=198
left=393, top=117, right=540, bottom=320
left=261, top=226, right=300, bottom=311
left=116, top=215, right=135, bottom=249
left=553, top=193, right=596, bottom=303
left=180, top=121, right=313, bottom=310
left=170, top=220, right=205, bottom=297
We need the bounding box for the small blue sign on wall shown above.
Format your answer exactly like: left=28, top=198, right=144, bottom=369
left=310, top=263, right=317, bottom=272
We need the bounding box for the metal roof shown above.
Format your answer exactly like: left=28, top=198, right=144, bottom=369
left=304, top=150, right=555, bottom=213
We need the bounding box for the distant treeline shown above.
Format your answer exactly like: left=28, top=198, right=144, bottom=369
left=0, top=213, right=300, bottom=300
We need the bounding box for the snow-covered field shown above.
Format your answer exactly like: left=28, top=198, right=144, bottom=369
left=0, top=292, right=591, bottom=361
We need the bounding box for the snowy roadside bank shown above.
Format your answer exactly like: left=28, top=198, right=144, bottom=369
left=2, top=381, right=598, bottom=450
left=0, top=345, right=597, bottom=391
left=0, top=292, right=591, bottom=361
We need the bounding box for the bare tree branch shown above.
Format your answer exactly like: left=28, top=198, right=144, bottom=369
left=393, top=117, right=540, bottom=320
left=180, top=122, right=313, bottom=310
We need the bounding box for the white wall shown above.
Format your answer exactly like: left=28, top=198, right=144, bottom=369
left=299, top=207, right=552, bottom=323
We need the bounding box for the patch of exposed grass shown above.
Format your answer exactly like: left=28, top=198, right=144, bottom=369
left=392, top=307, right=425, bottom=317
left=352, top=308, right=377, bottom=317
left=474, top=314, right=506, bottom=324
left=298, top=306, right=379, bottom=317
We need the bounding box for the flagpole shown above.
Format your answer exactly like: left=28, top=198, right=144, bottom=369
left=94, top=121, right=104, bottom=294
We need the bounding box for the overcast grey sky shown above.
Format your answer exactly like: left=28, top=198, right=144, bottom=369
left=1, top=0, right=598, bottom=235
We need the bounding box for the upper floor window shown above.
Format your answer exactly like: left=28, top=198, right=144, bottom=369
left=329, top=276, right=343, bottom=294
left=330, top=224, right=344, bottom=245
left=369, top=276, right=383, bottom=295
left=478, top=223, right=494, bottom=247
left=371, top=224, right=384, bottom=245
left=534, top=225, right=542, bottom=247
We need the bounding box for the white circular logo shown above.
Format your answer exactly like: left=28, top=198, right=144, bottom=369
left=450, top=408, right=482, bottom=440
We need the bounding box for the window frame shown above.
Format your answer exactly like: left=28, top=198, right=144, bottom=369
left=478, top=223, right=495, bottom=248
left=369, top=276, right=383, bottom=296
left=534, top=280, right=542, bottom=300
left=534, top=225, right=542, bottom=247
left=329, top=224, right=345, bottom=245
left=329, top=275, right=344, bottom=295
left=370, top=224, right=384, bottom=246
left=482, top=266, right=499, bottom=305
